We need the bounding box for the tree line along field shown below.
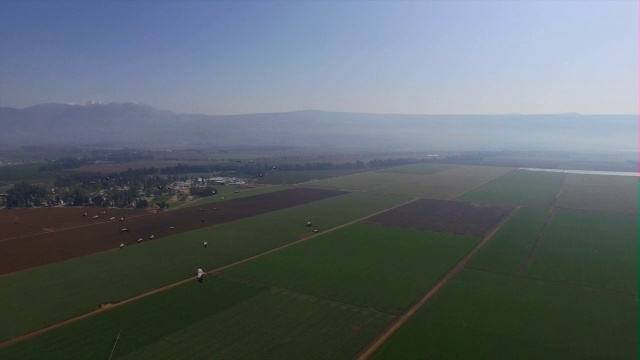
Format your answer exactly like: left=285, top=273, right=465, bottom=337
left=0, top=162, right=63, bottom=182
left=1, top=163, right=637, bottom=359
left=72, top=160, right=219, bottom=173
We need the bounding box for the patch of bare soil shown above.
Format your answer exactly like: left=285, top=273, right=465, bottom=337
left=0, top=188, right=346, bottom=275
left=366, top=198, right=514, bottom=237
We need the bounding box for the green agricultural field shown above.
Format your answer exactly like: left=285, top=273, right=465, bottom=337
left=457, top=170, right=565, bottom=208
left=379, top=163, right=456, bottom=175
left=371, top=270, right=638, bottom=360
left=0, top=192, right=410, bottom=342
left=372, top=165, right=513, bottom=199
left=467, top=207, right=549, bottom=274
left=118, top=287, right=392, bottom=360
left=1, top=275, right=394, bottom=360
left=177, top=185, right=287, bottom=208
left=557, top=174, right=638, bottom=213
left=224, top=222, right=479, bottom=315
left=309, top=165, right=511, bottom=199
left=307, top=171, right=424, bottom=191
left=525, top=209, right=638, bottom=295
left=256, top=168, right=380, bottom=185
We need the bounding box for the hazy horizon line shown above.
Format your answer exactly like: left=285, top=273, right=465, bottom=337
left=1, top=101, right=638, bottom=117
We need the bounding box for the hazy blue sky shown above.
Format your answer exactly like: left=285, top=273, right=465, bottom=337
left=0, top=0, right=636, bottom=115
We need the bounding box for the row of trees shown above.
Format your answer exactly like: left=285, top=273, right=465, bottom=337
left=4, top=182, right=49, bottom=208
left=38, top=150, right=153, bottom=172
left=4, top=157, right=434, bottom=208
left=3, top=182, right=150, bottom=209
left=116, top=157, right=432, bottom=177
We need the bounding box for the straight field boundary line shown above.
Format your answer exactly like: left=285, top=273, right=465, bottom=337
left=354, top=205, right=519, bottom=360
left=448, top=168, right=516, bottom=200
left=296, top=164, right=432, bottom=186
left=300, top=168, right=507, bottom=200
left=516, top=184, right=564, bottom=274
left=208, top=197, right=420, bottom=275
left=0, top=197, right=420, bottom=350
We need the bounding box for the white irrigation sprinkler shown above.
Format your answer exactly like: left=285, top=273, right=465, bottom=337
left=108, top=330, right=121, bottom=360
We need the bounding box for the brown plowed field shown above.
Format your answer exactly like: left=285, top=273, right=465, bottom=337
left=0, top=187, right=346, bottom=275
left=0, top=207, right=151, bottom=240
left=366, top=198, right=514, bottom=238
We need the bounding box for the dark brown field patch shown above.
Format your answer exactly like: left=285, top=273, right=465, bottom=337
left=366, top=198, right=514, bottom=238
left=0, top=207, right=150, bottom=241
left=0, top=187, right=346, bottom=275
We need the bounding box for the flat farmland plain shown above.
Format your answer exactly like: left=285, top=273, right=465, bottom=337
left=0, top=187, right=346, bottom=275
left=379, top=163, right=456, bottom=175
left=366, top=198, right=514, bottom=238
left=306, top=171, right=427, bottom=191
left=73, top=160, right=217, bottom=173
left=257, top=168, right=381, bottom=185
left=178, top=185, right=287, bottom=208
left=557, top=174, right=638, bottom=213
left=1, top=275, right=394, bottom=360
left=0, top=192, right=409, bottom=342
left=371, top=165, right=513, bottom=199
left=224, top=222, right=479, bottom=315
left=467, top=207, right=549, bottom=274
left=2, top=162, right=635, bottom=359
left=0, top=207, right=150, bottom=240
left=309, top=165, right=512, bottom=199
left=118, top=287, right=393, bottom=360
left=457, top=170, right=565, bottom=208
left=371, top=270, right=638, bottom=360
left=525, top=209, right=638, bottom=295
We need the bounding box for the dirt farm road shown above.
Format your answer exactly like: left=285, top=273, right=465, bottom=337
left=354, top=206, right=519, bottom=360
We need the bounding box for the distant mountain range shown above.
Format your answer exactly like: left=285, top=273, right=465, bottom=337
left=0, top=102, right=635, bottom=152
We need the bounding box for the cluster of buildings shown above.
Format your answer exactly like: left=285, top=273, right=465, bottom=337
left=172, top=176, right=246, bottom=192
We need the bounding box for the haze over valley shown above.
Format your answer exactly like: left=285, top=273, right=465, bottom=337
left=1, top=102, right=635, bottom=153
left=0, top=1, right=637, bottom=360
